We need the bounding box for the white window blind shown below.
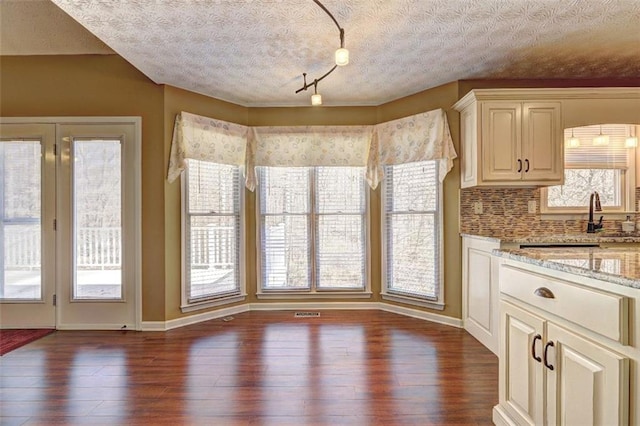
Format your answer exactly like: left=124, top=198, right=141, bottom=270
left=564, top=124, right=632, bottom=169
left=383, top=161, right=440, bottom=300
left=315, top=167, right=366, bottom=289
left=258, top=166, right=367, bottom=292
left=184, top=160, right=241, bottom=303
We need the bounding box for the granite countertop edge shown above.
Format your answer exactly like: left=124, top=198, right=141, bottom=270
left=492, top=249, right=640, bottom=290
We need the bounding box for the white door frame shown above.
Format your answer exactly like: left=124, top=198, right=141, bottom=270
left=0, top=117, right=142, bottom=330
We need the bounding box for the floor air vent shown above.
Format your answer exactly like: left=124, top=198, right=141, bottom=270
left=294, top=312, right=320, bottom=318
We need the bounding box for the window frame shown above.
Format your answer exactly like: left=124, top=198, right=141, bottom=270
left=256, top=166, right=372, bottom=299
left=541, top=124, right=637, bottom=217
left=380, top=160, right=445, bottom=310
left=180, top=160, right=246, bottom=313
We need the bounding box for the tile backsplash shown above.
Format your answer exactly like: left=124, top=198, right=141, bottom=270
left=459, top=187, right=640, bottom=238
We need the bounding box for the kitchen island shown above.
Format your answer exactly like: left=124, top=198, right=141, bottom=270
left=491, top=246, right=639, bottom=426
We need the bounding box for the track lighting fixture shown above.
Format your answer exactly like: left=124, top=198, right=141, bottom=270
left=295, top=0, right=349, bottom=105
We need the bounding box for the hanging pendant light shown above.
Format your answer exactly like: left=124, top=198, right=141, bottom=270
left=567, top=128, right=580, bottom=148
left=625, top=125, right=638, bottom=148
left=593, top=125, right=609, bottom=146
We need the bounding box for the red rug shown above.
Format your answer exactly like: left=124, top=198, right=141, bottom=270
left=0, top=329, right=55, bottom=356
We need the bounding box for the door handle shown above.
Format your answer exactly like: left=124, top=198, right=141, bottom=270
left=543, top=341, right=555, bottom=370
left=517, top=159, right=522, bottom=173
left=525, top=159, right=530, bottom=172
left=531, top=334, right=542, bottom=362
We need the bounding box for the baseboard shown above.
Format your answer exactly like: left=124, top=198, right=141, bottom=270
left=57, top=323, right=136, bottom=331
left=141, top=304, right=250, bottom=331
left=492, top=405, right=517, bottom=426
left=380, top=303, right=463, bottom=328
left=248, top=301, right=380, bottom=311
left=140, top=301, right=462, bottom=331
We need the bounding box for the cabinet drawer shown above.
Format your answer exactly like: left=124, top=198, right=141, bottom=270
left=500, top=265, right=629, bottom=344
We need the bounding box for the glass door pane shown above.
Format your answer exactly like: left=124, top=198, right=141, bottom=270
left=0, top=141, right=42, bottom=300
left=72, top=139, right=122, bottom=300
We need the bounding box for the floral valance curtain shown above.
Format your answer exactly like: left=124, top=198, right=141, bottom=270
left=366, top=109, right=456, bottom=188
left=167, top=111, right=248, bottom=183
left=167, top=108, right=456, bottom=190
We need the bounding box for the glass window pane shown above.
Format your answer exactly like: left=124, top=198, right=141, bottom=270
left=188, top=215, right=239, bottom=300
left=187, top=160, right=239, bottom=214
left=316, top=215, right=364, bottom=289
left=386, top=213, right=437, bottom=298
left=0, top=141, right=42, bottom=300
left=259, top=167, right=310, bottom=214
left=73, top=140, right=122, bottom=300
left=316, top=167, right=365, bottom=213
left=547, top=169, right=620, bottom=208
left=261, top=215, right=310, bottom=289
left=385, top=162, right=437, bottom=212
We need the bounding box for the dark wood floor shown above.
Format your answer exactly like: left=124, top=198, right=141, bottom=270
left=0, top=310, right=498, bottom=425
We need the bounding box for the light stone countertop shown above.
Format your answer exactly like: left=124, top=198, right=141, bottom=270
left=493, top=247, right=640, bottom=290
left=461, top=232, right=640, bottom=244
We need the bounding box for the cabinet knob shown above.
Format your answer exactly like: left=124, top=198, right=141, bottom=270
left=543, top=341, right=555, bottom=371
left=524, top=159, right=530, bottom=172
left=517, top=159, right=522, bottom=173
left=531, top=334, right=542, bottom=362
left=534, top=287, right=555, bottom=299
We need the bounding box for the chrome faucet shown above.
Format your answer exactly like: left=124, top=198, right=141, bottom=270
left=587, top=191, right=603, bottom=233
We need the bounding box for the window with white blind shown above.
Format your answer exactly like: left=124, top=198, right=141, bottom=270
left=542, top=124, right=637, bottom=214
left=182, top=160, right=243, bottom=310
left=381, top=160, right=443, bottom=308
left=257, top=166, right=368, bottom=294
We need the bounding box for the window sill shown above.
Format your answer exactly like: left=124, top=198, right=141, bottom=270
left=381, top=292, right=444, bottom=311
left=181, top=293, right=246, bottom=313
left=257, top=291, right=373, bottom=300
left=540, top=212, right=635, bottom=221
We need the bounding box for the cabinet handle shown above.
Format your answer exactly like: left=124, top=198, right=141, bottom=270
left=517, top=159, right=522, bottom=172
left=531, top=334, right=542, bottom=362
left=534, top=287, right=555, bottom=299
left=525, top=159, right=530, bottom=172
left=543, top=341, right=555, bottom=370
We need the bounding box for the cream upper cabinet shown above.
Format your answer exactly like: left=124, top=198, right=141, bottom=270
left=454, top=90, right=564, bottom=188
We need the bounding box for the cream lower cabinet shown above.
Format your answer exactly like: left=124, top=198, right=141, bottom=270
left=498, top=301, right=629, bottom=426
left=546, top=323, right=629, bottom=425
left=494, top=261, right=632, bottom=426
left=462, top=236, right=500, bottom=354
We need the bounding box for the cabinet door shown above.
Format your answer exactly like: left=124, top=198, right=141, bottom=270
left=481, top=102, right=522, bottom=182
left=500, top=302, right=545, bottom=426
left=522, top=102, right=563, bottom=182
left=546, top=323, right=629, bottom=426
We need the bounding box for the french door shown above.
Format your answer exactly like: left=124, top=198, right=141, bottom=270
left=0, top=119, right=140, bottom=330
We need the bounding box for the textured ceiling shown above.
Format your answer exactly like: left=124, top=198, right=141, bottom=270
left=38, top=1, right=640, bottom=106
